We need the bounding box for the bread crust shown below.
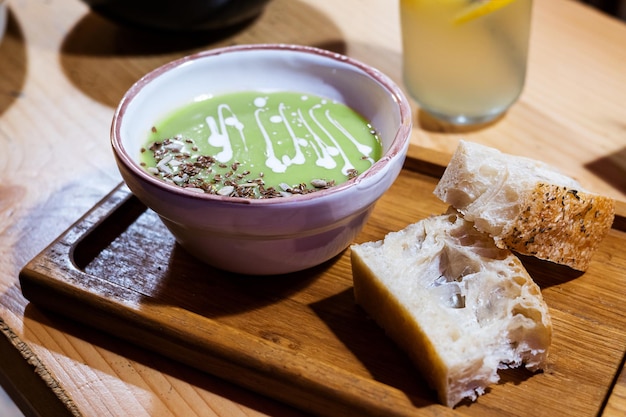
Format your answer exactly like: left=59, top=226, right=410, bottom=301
left=351, top=251, right=449, bottom=400
left=500, top=183, right=615, bottom=270
left=434, top=140, right=615, bottom=271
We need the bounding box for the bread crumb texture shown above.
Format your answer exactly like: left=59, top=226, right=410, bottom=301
left=351, top=211, right=552, bottom=408
left=434, top=140, right=615, bottom=270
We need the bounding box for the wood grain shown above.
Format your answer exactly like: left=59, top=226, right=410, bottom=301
left=19, top=146, right=626, bottom=417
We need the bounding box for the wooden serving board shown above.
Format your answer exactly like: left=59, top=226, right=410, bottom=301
left=19, top=145, right=626, bottom=417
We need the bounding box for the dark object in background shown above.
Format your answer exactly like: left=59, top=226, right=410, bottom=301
left=581, top=0, right=626, bottom=20
left=81, top=0, right=272, bottom=31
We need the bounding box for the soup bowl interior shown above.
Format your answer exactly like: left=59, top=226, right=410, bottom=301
left=112, top=44, right=412, bottom=275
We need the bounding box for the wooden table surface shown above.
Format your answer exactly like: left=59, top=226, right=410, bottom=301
left=0, top=0, right=625, bottom=416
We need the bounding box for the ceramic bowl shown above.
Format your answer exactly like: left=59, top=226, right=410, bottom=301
left=81, top=0, right=272, bottom=32
left=111, top=44, right=412, bottom=275
left=0, top=1, right=7, bottom=44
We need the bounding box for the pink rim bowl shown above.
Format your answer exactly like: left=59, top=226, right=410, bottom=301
left=111, top=44, right=412, bottom=275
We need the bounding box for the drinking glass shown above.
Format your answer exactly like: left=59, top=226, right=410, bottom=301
left=400, top=0, right=533, bottom=125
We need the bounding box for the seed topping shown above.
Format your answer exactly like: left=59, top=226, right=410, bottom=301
left=142, top=136, right=356, bottom=199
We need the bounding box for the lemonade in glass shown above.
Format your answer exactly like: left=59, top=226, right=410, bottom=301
left=400, top=0, right=533, bottom=125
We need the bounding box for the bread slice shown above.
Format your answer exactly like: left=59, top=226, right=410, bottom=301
left=434, top=140, right=615, bottom=271
left=351, top=211, right=552, bottom=408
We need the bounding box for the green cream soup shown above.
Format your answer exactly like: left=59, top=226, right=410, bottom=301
left=140, top=91, right=382, bottom=198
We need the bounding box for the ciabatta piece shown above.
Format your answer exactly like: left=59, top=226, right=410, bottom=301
left=351, top=211, right=552, bottom=408
left=434, top=140, right=615, bottom=271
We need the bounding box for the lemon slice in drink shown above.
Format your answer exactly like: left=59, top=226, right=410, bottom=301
left=454, top=0, right=518, bottom=24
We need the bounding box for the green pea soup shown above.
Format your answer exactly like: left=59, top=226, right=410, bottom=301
left=140, top=90, right=382, bottom=198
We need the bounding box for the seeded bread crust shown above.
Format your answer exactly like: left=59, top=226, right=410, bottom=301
left=500, top=183, right=615, bottom=270
left=434, top=140, right=615, bottom=271
left=351, top=212, right=552, bottom=408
